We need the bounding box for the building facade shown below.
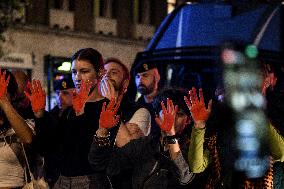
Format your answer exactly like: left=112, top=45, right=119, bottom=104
left=0, top=0, right=169, bottom=109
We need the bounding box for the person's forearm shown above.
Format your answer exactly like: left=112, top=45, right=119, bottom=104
left=168, top=143, right=181, bottom=160
left=34, top=109, right=45, bottom=118
left=115, top=124, right=132, bottom=148
left=188, top=127, right=210, bottom=173
left=268, top=123, right=284, bottom=162
left=173, top=151, right=195, bottom=185
left=0, top=99, right=33, bottom=143
left=166, top=128, right=180, bottom=160
left=96, top=127, right=110, bottom=137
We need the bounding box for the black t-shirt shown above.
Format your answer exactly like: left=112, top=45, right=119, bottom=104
left=35, top=98, right=110, bottom=177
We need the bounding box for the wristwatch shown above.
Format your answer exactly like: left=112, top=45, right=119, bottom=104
left=167, top=138, right=178, bottom=144
left=164, top=135, right=178, bottom=144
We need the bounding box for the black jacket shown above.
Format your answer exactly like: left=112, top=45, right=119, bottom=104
left=88, top=136, right=194, bottom=189
left=34, top=99, right=113, bottom=188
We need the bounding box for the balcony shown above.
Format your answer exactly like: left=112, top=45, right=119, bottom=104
left=49, top=9, right=74, bottom=30
left=134, top=24, right=155, bottom=40
left=94, top=17, right=117, bottom=36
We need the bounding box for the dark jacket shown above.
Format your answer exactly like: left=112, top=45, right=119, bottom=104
left=34, top=99, right=113, bottom=188
left=88, top=136, right=194, bottom=189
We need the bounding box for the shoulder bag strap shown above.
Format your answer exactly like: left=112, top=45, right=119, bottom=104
left=21, top=143, right=35, bottom=182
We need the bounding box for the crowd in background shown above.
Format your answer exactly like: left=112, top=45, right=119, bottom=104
left=0, top=47, right=283, bottom=189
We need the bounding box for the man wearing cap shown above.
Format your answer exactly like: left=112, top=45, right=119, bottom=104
left=51, top=77, right=74, bottom=118
left=134, top=62, right=160, bottom=105
left=134, top=62, right=161, bottom=137
left=43, top=77, right=74, bottom=187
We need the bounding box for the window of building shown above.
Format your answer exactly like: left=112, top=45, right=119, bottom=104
left=95, top=0, right=116, bottom=18
left=51, top=0, right=74, bottom=11
left=69, top=0, right=75, bottom=11
left=138, top=0, right=143, bottom=23
left=99, top=0, right=104, bottom=16
left=133, top=0, right=152, bottom=24
left=167, top=0, right=176, bottom=13
left=53, top=0, right=62, bottom=9
left=111, top=0, right=117, bottom=19
left=149, top=1, right=155, bottom=25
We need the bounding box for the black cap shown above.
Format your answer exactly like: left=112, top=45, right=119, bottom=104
left=133, top=61, right=157, bottom=75
left=54, top=78, right=74, bottom=91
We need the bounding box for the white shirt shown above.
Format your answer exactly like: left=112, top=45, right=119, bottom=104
left=0, top=128, right=25, bottom=187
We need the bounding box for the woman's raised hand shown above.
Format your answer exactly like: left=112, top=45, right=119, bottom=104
left=0, top=69, right=10, bottom=100
left=72, top=80, right=93, bottom=115
left=155, top=98, right=178, bottom=134
left=184, top=87, right=212, bottom=129
left=24, top=79, right=46, bottom=115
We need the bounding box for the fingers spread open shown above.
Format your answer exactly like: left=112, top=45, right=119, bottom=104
left=113, top=100, right=120, bottom=114
left=24, top=91, right=31, bottom=101
left=155, top=115, right=162, bottom=127
left=161, top=101, right=166, bottom=114
left=207, top=99, right=213, bottom=113
left=5, top=75, right=10, bottom=86
left=199, top=88, right=205, bottom=105
left=184, top=95, right=191, bottom=110
left=101, top=102, right=107, bottom=112
left=114, top=115, right=120, bottom=126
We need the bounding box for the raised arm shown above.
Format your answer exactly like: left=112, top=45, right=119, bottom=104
left=185, top=87, right=212, bottom=173
left=0, top=69, right=33, bottom=144
left=268, top=123, right=284, bottom=162
left=89, top=97, right=122, bottom=172
left=24, top=79, right=46, bottom=118
left=155, top=98, right=179, bottom=159
left=72, top=80, right=93, bottom=116
left=155, top=98, right=194, bottom=185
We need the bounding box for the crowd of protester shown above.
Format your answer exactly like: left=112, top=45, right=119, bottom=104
left=0, top=47, right=283, bottom=189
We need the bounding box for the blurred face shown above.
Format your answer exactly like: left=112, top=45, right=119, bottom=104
left=175, top=109, right=191, bottom=134
left=159, top=108, right=190, bottom=134
left=55, top=89, right=73, bottom=110
left=12, top=71, right=28, bottom=94
left=71, top=59, right=98, bottom=90
left=115, top=122, right=144, bottom=148
left=135, top=69, right=156, bottom=95
left=11, top=71, right=30, bottom=109
left=104, top=62, right=126, bottom=91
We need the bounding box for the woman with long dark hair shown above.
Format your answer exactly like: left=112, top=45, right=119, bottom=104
left=0, top=69, right=34, bottom=189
